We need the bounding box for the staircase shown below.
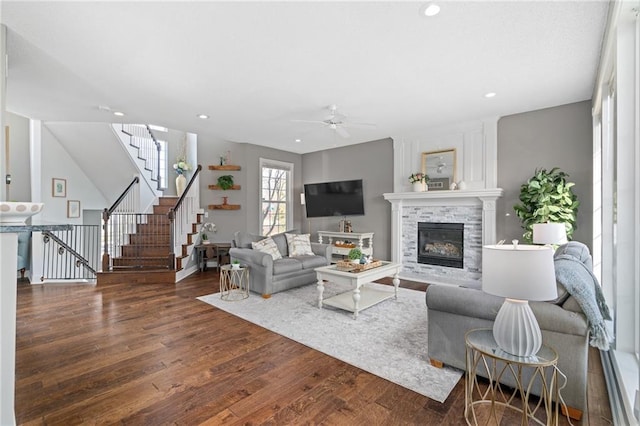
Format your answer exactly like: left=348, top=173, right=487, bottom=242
left=97, top=196, right=204, bottom=285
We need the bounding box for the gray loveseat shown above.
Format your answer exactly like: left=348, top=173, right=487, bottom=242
left=426, top=275, right=591, bottom=419
left=229, top=231, right=332, bottom=298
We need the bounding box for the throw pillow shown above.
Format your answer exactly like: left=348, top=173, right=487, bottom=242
left=285, top=233, right=314, bottom=256
left=251, top=237, right=282, bottom=260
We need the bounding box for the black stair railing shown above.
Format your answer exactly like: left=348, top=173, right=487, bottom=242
left=120, top=124, right=164, bottom=190
left=102, top=176, right=140, bottom=271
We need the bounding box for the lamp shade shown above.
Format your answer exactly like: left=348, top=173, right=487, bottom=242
left=533, top=222, right=567, bottom=245
left=482, top=244, right=557, bottom=301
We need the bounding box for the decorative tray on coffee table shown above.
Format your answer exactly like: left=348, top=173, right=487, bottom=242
left=335, top=260, right=383, bottom=273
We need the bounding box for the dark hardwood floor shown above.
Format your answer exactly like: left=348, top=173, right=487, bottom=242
left=15, top=271, right=612, bottom=425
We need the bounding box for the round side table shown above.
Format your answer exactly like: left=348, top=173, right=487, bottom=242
left=464, top=328, right=559, bottom=426
left=219, top=264, right=250, bottom=301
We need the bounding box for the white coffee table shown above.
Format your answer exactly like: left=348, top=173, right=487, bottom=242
left=315, top=261, right=401, bottom=319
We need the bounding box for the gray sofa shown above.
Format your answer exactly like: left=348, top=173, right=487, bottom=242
left=229, top=231, right=332, bottom=298
left=425, top=284, right=589, bottom=419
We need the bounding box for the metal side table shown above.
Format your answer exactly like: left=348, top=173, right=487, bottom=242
left=465, top=328, right=559, bottom=426
left=219, top=264, right=250, bottom=301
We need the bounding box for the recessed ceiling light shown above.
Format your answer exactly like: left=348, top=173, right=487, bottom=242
left=295, top=138, right=302, bottom=143
left=197, top=114, right=209, bottom=119
left=113, top=111, right=125, bottom=116
left=484, top=92, right=497, bottom=98
left=421, top=3, right=441, bottom=17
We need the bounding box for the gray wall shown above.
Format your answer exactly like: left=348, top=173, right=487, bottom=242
left=496, top=101, right=593, bottom=249
left=301, top=138, right=394, bottom=260
left=198, top=140, right=303, bottom=244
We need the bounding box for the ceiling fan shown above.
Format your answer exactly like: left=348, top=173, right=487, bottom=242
left=291, top=104, right=376, bottom=138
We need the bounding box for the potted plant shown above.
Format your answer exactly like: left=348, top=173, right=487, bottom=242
left=408, top=172, right=429, bottom=192
left=513, top=167, right=580, bottom=243
left=348, top=247, right=362, bottom=264
left=231, top=260, right=241, bottom=270
left=217, top=175, right=235, bottom=190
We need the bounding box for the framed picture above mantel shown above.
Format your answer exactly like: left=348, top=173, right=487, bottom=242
left=422, top=148, right=456, bottom=191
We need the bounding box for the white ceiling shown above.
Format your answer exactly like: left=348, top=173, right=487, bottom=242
left=2, top=1, right=609, bottom=154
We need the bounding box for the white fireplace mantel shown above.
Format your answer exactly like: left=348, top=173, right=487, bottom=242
left=383, top=189, right=503, bottom=265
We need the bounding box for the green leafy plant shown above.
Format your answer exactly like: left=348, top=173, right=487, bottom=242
left=513, top=167, right=580, bottom=243
left=348, top=247, right=362, bottom=260
left=217, top=175, right=234, bottom=190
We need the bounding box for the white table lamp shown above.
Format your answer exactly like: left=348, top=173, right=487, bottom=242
left=482, top=242, right=557, bottom=357
left=532, top=222, right=567, bottom=245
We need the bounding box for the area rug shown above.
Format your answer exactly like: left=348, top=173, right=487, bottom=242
left=197, top=281, right=462, bottom=402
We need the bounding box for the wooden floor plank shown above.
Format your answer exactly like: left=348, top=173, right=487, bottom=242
left=14, top=271, right=612, bottom=425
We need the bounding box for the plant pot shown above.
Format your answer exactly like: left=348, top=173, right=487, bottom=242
left=231, top=263, right=240, bottom=270
left=412, top=182, right=425, bottom=192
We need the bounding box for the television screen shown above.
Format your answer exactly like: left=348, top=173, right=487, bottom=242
left=304, top=179, right=365, bottom=218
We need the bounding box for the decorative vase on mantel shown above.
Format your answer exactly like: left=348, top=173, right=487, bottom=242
left=412, top=182, right=428, bottom=192
left=176, top=174, right=187, bottom=197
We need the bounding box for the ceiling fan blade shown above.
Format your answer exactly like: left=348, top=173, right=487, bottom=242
left=335, top=126, right=350, bottom=138
left=291, top=119, right=328, bottom=125
left=342, top=121, right=377, bottom=129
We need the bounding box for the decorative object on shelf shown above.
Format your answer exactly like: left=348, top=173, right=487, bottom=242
left=52, top=177, right=66, bottom=197
left=66, top=200, right=80, bottom=218
left=457, top=180, right=467, bottom=190
left=513, top=167, right=579, bottom=243
left=222, top=196, right=228, bottom=205
left=217, top=175, right=235, bottom=190
left=422, top=148, right=456, bottom=191
left=348, top=247, right=362, bottom=264
left=219, top=154, right=226, bottom=166
left=449, top=182, right=458, bottom=190
left=482, top=241, right=557, bottom=357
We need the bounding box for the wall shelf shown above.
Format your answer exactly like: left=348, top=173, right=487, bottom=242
left=209, top=165, right=241, bottom=171
left=209, top=204, right=241, bottom=210
left=208, top=185, right=241, bottom=190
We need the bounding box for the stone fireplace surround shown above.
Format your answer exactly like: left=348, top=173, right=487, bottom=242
left=383, top=189, right=503, bottom=286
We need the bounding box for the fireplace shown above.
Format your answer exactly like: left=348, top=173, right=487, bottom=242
left=417, top=222, right=464, bottom=268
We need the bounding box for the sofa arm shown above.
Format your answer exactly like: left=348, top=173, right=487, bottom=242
left=311, top=242, right=332, bottom=263
left=229, top=248, right=274, bottom=297
left=425, top=285, right=588, bottom=337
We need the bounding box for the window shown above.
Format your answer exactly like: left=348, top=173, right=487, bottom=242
left=260, top=159, right=293, bottom=236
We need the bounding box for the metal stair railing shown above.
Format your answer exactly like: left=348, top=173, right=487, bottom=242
left=40, top=225, right=100, bottom=281
left=102, top=176, right=140, bottom=271
left=120, top=123, right=164, bottom=190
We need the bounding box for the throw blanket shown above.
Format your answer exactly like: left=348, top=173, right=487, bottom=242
left=554, top=241, right=613, bottom=350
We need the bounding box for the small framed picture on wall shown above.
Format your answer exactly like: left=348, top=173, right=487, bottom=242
left=52, top=178, right=67, bottom=197
left=67, top=200, right=80, bottom=218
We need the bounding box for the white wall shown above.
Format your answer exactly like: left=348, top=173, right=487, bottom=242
left=5, top=112, right=30, bottom=201
left=391, top=118, right=499, bottom=193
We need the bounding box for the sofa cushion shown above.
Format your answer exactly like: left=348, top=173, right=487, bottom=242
left=285, top=233, right=314, bottom=256
left=273, top=258, right=303, bottom=275
left=234, top=231, right=263, bottom=248
left=548, top=281, right=570, bottom=305
left=251, top=237, right=282, bottom=260
left=271, top=232, right=289, bottom=257
left=296, top=254, right=328, bottom=270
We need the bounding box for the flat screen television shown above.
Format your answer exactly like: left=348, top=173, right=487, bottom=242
left=304, top=179, right=365, bottom=218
